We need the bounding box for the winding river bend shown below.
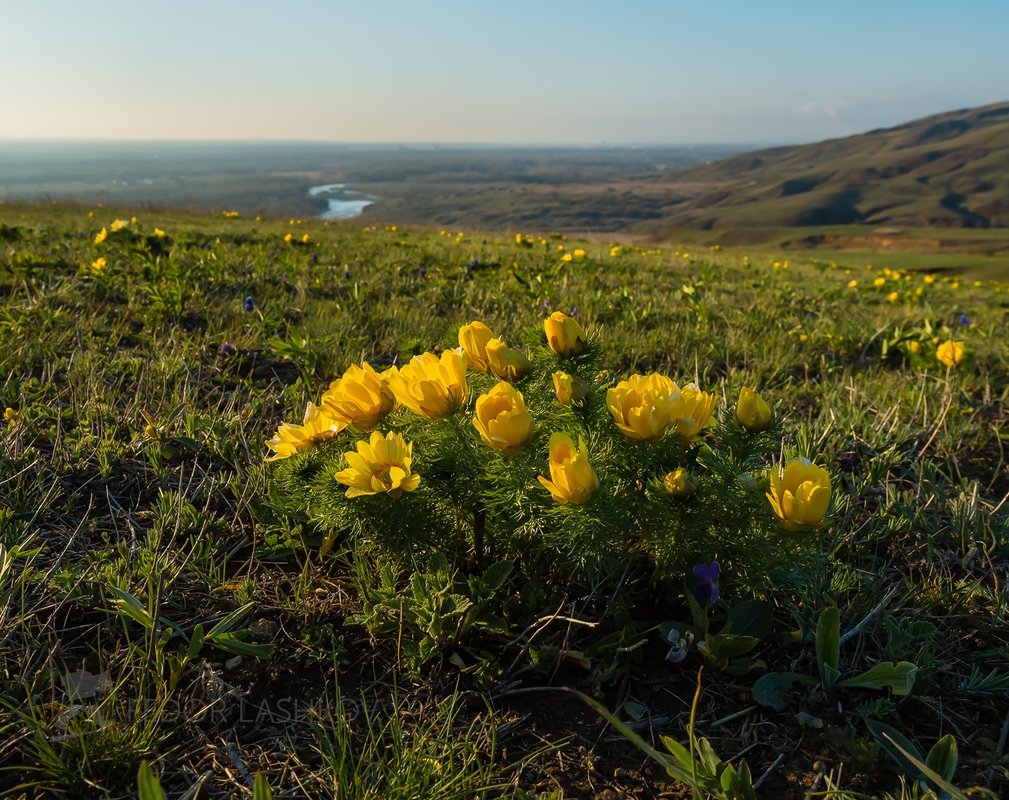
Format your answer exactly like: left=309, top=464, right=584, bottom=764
left=308, top=183, right=377, bottom=220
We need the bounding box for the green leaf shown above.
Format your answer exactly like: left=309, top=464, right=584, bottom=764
left=207, top=632, right=275, bottom=659
left=137, top=762, right=168, bottom=800
left=925, top=734, right=958, bottom=784
left=866, top=719, right=922, bottom=775
left=816, top=606, right=840, bottom=687
left=837, top=661, right=917, bottom=695
left=253, top=773, right=272, bottom=800
left=206, top=602, right=255, bottom=638
left=752, top=671, right=817, bottom=712
left=723, top=599, right=774, bottom=639
left=881, top=731, right=971, bottom=800
left=699, top=633, right=760, bottom=662
left=659, top=735, right=695, bottom=771
left=107, top=587, right=156, bottom=630
left=480, top=560, right=513, bottom=594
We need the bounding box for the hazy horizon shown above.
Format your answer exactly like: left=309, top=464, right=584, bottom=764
left=5, top=0, right=1008, bottom=145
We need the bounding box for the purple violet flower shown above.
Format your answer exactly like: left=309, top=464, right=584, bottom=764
left=693, top=562, right=720, bottom=605
left=243, top=296, right=254, bottom=312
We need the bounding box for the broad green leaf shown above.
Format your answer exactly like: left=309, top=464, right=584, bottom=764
left=137, top=762, right=168, bottom=800
left=253, top=772, right=273, bottom=800
left=752, top=671, right=817, bottom=712
left=724, top=599, right=774, bottom=639
left=700, top=633, right=760, bottom=662
left=816, top=606, right=840, bottom=684
left=838, top=661, right=917, bottom=695
left=925, top=734, right=958, bottom=783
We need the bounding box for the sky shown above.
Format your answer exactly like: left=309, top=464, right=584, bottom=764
left=4, top=0, right=1007, bottom=145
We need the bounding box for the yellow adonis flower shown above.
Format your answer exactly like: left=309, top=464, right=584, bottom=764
left=3, top=407, right=16, bottom=422
left=301, top=233, right=311, bottom=244
left=472, top=382, right=534, bottom=455
left=766, top=458, right=831, bottom=529
left=485, top=338, right=531, bottom=382
left=538, top=432, right=599, bottom=505
left=458, top=321, right=495, bottom=373
left=936, top=340, right=964, bottom=368
left=90, top=257, right=107, bottom=274
left=265, top=403, right=344, bottom=462
left=284, top=233, right=294, bottom=243
left=668, top=383, right=717, bottom=444
left=552, top=370, right=588, bottom=406
left=544, top=311, right=588, bottom=357
left=335, top=430, right=420, bottom=499
left=736, top=387, right=774, bottom=432
left=110, top=219, right=129, bottom=232
left=94, top=227, right=108, bottom=243
left=663, top=467, right=697, bottom=497
left=386, top=350, right=468, bottom=420
left=606, top=373, right=677, bottom=442
left=153, top=228, right=166, bottom=239
left=320, top=362, right=396, bottom=431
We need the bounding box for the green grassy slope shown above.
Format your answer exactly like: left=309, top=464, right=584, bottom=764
left=1, top=203, right=1007, bottom=798
left=655, top=101, right=1009, bottom=229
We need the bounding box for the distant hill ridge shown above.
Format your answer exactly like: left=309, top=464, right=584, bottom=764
left=658, top=101, right=1009, bottom=229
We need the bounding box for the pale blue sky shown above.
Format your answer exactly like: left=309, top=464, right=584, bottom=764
left=4, top=0, right=1006, bottom=144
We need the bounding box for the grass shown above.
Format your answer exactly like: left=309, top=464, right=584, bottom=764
left=0, top=202, right=1007, bottom=798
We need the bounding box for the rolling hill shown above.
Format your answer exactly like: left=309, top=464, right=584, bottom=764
left=655, top=101, right=1009, bottom=229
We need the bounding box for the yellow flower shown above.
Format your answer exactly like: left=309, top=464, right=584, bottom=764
left=110, top=219, right=129, bottom=232
left=873, top=277, right=886, bottom=287
left=472, top=382, right=534, bottom=455
left=924, top=275, right=936, bottom=284
left=485, top=338, right=531, bottom=382
left=886, top=291, right=899, bottom=303
left=663, top=467, right=697, bottom=497
left=301, top=233, right=311, bottom=244
left=153, top=228, right=166, bottom=239
left=936, top=340, right=964, bottom=368
left=606, top=373, right=677, bottom=442
left=284, top=233, right=294, bottom=243
left=94, top=227, right=108, bottom=243
left=90, top=257, right=107, bottom=273
left=335, top=430, right=421, bottom=499
left=847, top=279, right=858, bottom=289
left=573, top=248, right=586, bottom=259
left=560, top=253, right=573, bottom=263
left=458, top=321, right=495, bottom=373
left=552, top=370, right=588, bottom=406
left=265, top=403, right=344, bottom=462
left=908, top=340, right=922, bottom=353
left=386, top=350, right=469, bottom=419
left=767, top=458, right=831, bottom=529
left=3, top=407, right=16, bottom=422
left=736, top=387, right=774, bottom=432
left=320, top=362, right=396, bottom=430
left=544, top=312, right=588, bottom=357
left=538, top=432, right=598, bottom=505
left=668, top=383, right=717, bottom=444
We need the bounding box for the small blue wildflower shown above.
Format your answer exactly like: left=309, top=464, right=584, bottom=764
left=243, top=296, right=254, bottom=312
left=957, top=314, right=970, bottom=327
left=311, top=253, right=319, bottom=265
left=218, top=341, right=238, bottom=354
left=568, top=306, right=579, bottom=319
left=663, top=627, right=694, bottom=663
left=468, top=258, right=478, bottom=272
left=343, top=268, right=351, bottom=280
left=418, top=266, right=427, bottom=278
left=693, top=562, right=720, bottom=605
left=539, top=300, right=550, bottom=311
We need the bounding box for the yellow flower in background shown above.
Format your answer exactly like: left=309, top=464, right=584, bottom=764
left=561, top=253, right=573, bottom=262
left=485, top=338, right=531, bottom=383
left=552, top=370, right=588, bottom=406
left=301, top=233, right=311, bottom=244
left=573, top=248, right=586, bottom=259
left=265, top=403, right=344, bottom=461
left=3, top=407, right=16, bottom=423
left=924, top=275, right=936, bottom=284
left=472, top=382, right=534, bottom=455
left=544, top=311, right=588, bottom=357
left=668, top=383, right=717, bottom=444
left=873, top=277, right=886, bottom=287
left=908, top=340, right=922, bottom=353
left=153, top=228, right=166, bottom=239
left=847, top=279, right=858, bottom=289
left=90, top=257, right=107, bottom=274
left=886, top=291, right=899, bottom=303
left=335, top=430, right=420, bottom=499
left=663, top=467, right=697, bottom=497
left=94, top=227, right=108, bottom=243
left=767, top=458, right=831, bottom=529
left=936, top=340, right=964, bottom=368
left=538, top=432, right=599, bottom=505
left=320, top=362, right=396, bottom=430
left=387, top=350, right=469, bottom=419
left=458, top=321, right=495, bottom=373
left=736, top=387, right=774, bottom=432
left=284, top=233, right=294, bottom=243
left=110, top=219, right=129, bottom=232
left=606, top=373, right=677, bottom=442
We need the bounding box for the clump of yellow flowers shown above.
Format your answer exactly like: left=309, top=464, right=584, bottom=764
left=266, top=311, right=834, bottom=578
